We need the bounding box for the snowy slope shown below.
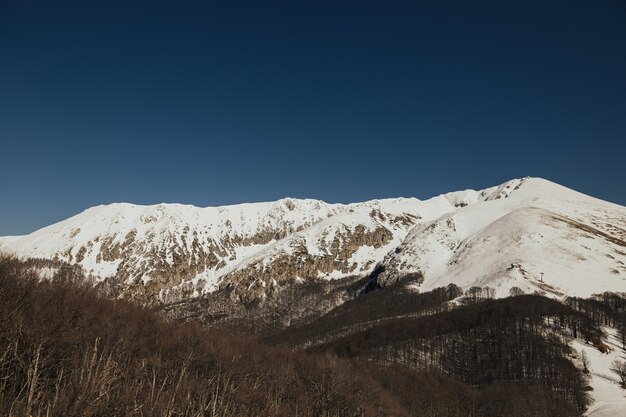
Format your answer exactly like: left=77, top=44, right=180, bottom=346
left=381, top=177, right=626, bottom=298
left=573, top=328, right=626, bottom=417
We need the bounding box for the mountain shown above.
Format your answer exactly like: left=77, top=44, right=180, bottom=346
left=1, top=177, right=625, bottom=305
left=380, top=177, right=626, bottom=298
left=0, top=197, right=429, bottom=303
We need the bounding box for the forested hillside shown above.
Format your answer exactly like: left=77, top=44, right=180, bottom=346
left=2, top=255, right=605, bottom=416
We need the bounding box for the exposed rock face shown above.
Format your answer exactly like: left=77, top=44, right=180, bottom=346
left=219, top=224, right=396, bottom=304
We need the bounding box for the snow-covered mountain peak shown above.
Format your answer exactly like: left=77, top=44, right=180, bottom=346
left=1, top=177, right=624, bottom=303
left=380, top=177, right=626, bottom=298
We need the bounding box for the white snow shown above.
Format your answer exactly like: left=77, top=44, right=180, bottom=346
left=573, top=328, right=626, bottom=416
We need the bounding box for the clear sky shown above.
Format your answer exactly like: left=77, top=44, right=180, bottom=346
left=1, top=0, right=625, bottom=235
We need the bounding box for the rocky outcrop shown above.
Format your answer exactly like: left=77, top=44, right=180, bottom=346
left=219, top=225, right=396, bottom=303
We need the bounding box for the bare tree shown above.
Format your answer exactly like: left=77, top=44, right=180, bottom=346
left=483, top=286, right=496, bottom=299
left=580, top=350, right=589, bottom=374
left=610, top=360, right=626, bottom=387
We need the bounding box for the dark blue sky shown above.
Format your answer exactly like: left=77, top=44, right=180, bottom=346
left=1, top=0, right=625, bottom=235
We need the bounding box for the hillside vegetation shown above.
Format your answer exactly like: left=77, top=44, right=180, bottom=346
left=0, top=255, right=612, bottom=416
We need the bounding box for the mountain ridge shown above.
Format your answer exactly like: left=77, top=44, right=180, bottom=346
left=2, top=177, right=625, bottom=304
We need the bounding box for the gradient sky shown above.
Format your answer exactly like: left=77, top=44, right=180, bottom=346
left=1, top=0, right=625, bottom=235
